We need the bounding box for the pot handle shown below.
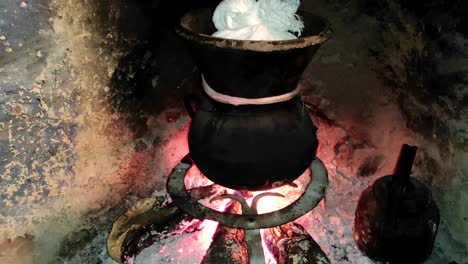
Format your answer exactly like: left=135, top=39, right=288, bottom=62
left=184, top=94, right=200, bottom=118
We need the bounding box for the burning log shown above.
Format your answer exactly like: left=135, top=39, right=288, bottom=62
left=202, top=201, right=249, bottom=264
left=264, top=222, right=330, bottom=264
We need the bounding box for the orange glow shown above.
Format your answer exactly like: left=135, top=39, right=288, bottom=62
left=184, top=165, right=310, bottom=214
left=247, top=171, right=310, bottom=214
left=197, top=220, right=220, bottom=250
left=179, top=165, right=313, bottom=263
left=261, top=229, right=278, bottom=264
left=184, top=165, right=215, bottom=189
left=183, top=166, right=234, bottom=259
left=248, top=169, right=310, bottom=213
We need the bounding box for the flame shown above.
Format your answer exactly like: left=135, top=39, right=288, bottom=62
left=197, top=220, right=220, bottom=252
left=184, top=165, right=310, bottom=215
left=254, top=171, right=312, bottom=263
left=135, top=169, right=326, bottom=264
left=184, top=165, right=214, bottom=189
left=261, top=229, right=278, bottom=264
left=248, top=169, right=311, bottom=214
left=184, top=167, right=311, bottom=264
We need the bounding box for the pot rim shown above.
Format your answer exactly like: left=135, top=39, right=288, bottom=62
left=176, top=8, right=332, bottom=52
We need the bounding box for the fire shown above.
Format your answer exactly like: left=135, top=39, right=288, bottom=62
left=181, top=165, right=312, bottom=264
left=184, top=165, right=311, bottom=214
left=261, top=230, right=278, bottom=264
left=184, top=165, right=215, bottom=189
left=248, top=169, right=311, bottom=214
left=134, top=166, right=315, bottom=263
left=197, top=220, right=220, bottom=252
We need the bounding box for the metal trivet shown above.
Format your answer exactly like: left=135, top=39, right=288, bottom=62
left=167, top=154, right=329, bottom=263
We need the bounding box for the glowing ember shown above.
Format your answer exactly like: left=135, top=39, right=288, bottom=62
left=184, top=165, right=214, bottom=190
left=184, top=166, right=311, bottom=214
left=183, top=166, right=311, bottom=264
left=261, top=230, right=278, bottom=264
left=248, top=170, right=310, bottom=214
left=134, top=160, right=315, bottom=263
left=197, top=220, right=220, bottom=249
left=132, top=164, right=238, bottom=264
left=133, top=202, right=230, bottom=264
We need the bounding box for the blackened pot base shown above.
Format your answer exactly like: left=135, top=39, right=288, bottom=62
left=188, top=97, right=318, bottom=191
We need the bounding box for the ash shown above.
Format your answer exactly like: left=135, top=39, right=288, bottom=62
left=133, top=220, right=218, bottom=264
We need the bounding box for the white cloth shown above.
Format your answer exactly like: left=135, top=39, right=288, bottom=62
left=212, top=0, right=304, bottom=41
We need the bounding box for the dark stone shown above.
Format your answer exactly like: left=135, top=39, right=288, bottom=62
left=357, top=0, right=390, bottom=16
left=152, top=136, right=162, bottom=147
left=396, top=0, right=447, bottom=17
left=358, top=155, right=384, bottom=177
left=134, top=140, right=148, bottom=152
left=165, top=109, right=184, bottom=123
left=59, top=228, right=98, bottom=259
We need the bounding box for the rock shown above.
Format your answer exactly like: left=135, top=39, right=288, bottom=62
left=357, top=155, right=384, bottom=177
left=59, top=228, right=98, bottom=259
left=134, top=140, right=148, bottom=152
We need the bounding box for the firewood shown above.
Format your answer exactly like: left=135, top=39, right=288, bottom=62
left=201, top=201, right=249, bottom=264
left=264, top=222, right=330, bottom=264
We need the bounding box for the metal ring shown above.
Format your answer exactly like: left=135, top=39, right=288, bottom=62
left=167, top=157, right=328, bottom=230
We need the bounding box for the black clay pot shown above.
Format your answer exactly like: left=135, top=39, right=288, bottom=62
left=177, top=8, right=331, bottom=190
left=354, top=145, right=440, bottom=263
left=354, top=176, right=440, bottom=263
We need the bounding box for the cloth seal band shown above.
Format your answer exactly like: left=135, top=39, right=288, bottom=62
left=202, top=75, right=300, bottom=106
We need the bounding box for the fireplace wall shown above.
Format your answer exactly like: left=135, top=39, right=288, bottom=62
left=0, top=0, right=466, bottom=263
